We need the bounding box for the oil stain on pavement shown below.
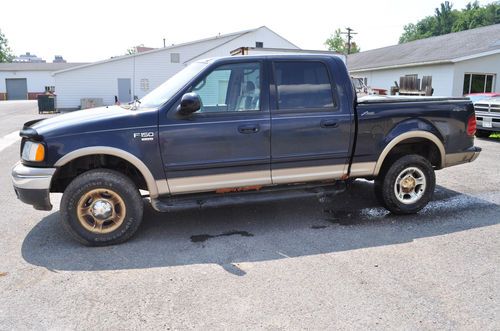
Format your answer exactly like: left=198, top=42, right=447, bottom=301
left=190, top=230, right=254, bottom=243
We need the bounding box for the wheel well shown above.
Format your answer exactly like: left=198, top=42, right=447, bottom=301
left=51, top=154, right=148, bottom=193
left=379, top=138, right=442, bottom=173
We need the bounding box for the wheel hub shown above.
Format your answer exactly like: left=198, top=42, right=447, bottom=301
left=394, top=167, right=427, bottom=205
left=76, top=188, right=126, bottom=234
left=91, top=200, right=113, bottom=220
left=401, top=176, right=416, bottom=193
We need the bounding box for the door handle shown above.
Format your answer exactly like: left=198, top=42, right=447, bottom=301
left=238, top=124, right=260, bottom=134
left=320, top=120, right=339, bottom=128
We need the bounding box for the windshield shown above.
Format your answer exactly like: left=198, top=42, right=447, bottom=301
left=140, top=61, right=209, bottom=108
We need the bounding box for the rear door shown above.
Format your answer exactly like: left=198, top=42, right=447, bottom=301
left=159, top=60, right=271, bottom=194
left=270, top=60, right=352, bottom=184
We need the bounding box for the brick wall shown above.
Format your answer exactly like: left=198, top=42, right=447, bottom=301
left=28, top=92, right=45, bottom=100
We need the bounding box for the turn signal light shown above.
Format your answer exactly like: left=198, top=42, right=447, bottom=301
left=21, top=141, right=45, bottom=162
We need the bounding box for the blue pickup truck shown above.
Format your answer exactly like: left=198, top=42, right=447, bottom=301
left=12, top=54, right=481, bottom=245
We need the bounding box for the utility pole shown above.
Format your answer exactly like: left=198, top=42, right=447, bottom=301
left=341, top=27, right=357, bottom=54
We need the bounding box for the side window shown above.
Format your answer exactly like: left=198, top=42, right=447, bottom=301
left=192, top=62, right=261, bottom=113
left=274, top=61, right=335, bottom=110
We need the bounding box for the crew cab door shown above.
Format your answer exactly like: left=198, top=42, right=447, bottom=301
left=159, top=60, right=271, bottom=194
left=270, top=60, right=352, bottom=184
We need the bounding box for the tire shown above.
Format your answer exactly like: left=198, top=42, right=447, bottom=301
left=60, top=169, right=143, bottom=246
left=374, top=154, right=435, bottom=215
left=475, top=130, right=491, bottom=138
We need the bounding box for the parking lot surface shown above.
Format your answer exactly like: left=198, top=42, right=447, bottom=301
left=0, top=101, right=499, bottom=330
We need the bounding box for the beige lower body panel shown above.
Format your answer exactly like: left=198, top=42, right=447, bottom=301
left=349, top=162, right=376, bottom=177
left=168, top=170, right=272, bottom=194
left=165, top=162, right=377, bottom=195
left=271, top=164, right=346, bottom=185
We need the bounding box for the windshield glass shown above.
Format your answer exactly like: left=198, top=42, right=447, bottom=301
left=140, top=61, right=209, bottom=108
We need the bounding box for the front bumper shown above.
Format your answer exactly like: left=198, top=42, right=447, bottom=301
left=476, top=113, right=500, bottom=132
left=11, top=162, right=56, bottom=211
left=444, top=146, right=481, bottom=168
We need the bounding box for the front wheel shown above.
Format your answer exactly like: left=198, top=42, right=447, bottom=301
left=60, top=169, right=144, bottom=246
left=374, top=154, right=435, bottom=214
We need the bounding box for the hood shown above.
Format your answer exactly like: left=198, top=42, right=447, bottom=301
left=30, top=106, right=156, bottom=138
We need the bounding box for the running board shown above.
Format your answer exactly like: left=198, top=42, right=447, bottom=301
left=151, top=182, right=347, bottom=212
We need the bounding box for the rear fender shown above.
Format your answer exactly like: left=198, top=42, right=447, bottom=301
left=374, top=119, right=445, bottom=175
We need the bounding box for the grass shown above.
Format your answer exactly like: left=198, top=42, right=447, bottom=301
left=490, top=133, right=500, bottom=140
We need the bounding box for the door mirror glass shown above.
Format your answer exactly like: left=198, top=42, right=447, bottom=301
left=177, top=92, right=201, bottom=116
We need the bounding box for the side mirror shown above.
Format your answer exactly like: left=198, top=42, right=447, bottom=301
left=177, top=92, right=201, bottom=116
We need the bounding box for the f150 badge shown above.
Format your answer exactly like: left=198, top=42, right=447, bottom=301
left=133, top=132, right=154, bottom=141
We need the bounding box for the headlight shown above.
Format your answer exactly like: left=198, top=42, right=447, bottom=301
left=22, top=141, right=45, bottom=162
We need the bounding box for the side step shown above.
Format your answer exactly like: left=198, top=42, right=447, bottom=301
left=151, top=181, right=347, bottom=212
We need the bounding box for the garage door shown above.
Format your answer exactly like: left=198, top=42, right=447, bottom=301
left=6, top=78, right=28, bottom=100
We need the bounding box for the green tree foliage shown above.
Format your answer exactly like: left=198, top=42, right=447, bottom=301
left=399, top=1, right=500, bottom=43
left=0, top=29, right=13, bottom=63
left=325, top=28, right=360, bottom=54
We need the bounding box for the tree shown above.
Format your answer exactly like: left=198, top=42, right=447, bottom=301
left=0, top=29, right=13, bottom=63
left=434, top=1, right=457, bottom=35
left=325, top=28, right=360, bottom=54
left=126, top=47, right=137, bottom=55
left=399, top=1, right=500, bottom=44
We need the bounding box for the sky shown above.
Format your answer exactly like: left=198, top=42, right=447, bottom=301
left=1, top=0, right=497, bottom=63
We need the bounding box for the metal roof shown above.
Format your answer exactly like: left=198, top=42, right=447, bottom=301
left=348, top=24, right=500, bottom=72
left=0, top=62, right=88, bottom=72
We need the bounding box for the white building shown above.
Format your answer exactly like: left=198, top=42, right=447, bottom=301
left=348, top=24, right=500, bottom=97
left=0, top=62, right=85, bottom=100
left=53, top=26, right=300, bottom=110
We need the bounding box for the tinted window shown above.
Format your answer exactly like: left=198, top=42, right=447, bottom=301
left=192, top=62, right=260, bottom=113
left=274, top=61, right=335, bottom=110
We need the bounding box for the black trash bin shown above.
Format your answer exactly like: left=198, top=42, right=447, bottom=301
left=37, top=93, right=56, bottom=113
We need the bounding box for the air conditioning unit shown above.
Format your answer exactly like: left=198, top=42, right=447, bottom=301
left=80, top=98, right=103, bottom=109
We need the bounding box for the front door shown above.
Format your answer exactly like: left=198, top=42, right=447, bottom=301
left=159, top=60, right=271, bottom=194
left=270, top=60, right=352, bottom=184
left=117, top=78, right=131, bottom=103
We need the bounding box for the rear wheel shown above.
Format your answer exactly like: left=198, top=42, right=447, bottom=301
left=60, top=169, right=143, bottom=246
left=374, top=154, right=435, bottom=214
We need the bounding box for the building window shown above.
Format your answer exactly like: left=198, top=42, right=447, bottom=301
left=463, top=73, right=495, bottom=94
left=44, top=86, right=55, bottom=93
left=255, top=41, right=264, bottom=48
left=170, top=53, right=180, bottom=63
left=140, top=79, right=150, bottom=91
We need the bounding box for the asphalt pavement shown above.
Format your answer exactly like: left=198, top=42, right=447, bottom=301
left=0, top=101, right=498, bottom=330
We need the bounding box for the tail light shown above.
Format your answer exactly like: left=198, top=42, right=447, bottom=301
left=467, top=115, right=476, bottom=136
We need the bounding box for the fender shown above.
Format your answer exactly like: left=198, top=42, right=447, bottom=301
left=373, top=127, right=446, bottom=176
left=54, top=146, right=170, bottom=198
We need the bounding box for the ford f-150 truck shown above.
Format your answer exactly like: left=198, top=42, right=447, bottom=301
left=12, top=55, right=481, bottom=246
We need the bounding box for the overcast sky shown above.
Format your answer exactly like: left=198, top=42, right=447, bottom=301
left=2, top=0, right=497, bottom=63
